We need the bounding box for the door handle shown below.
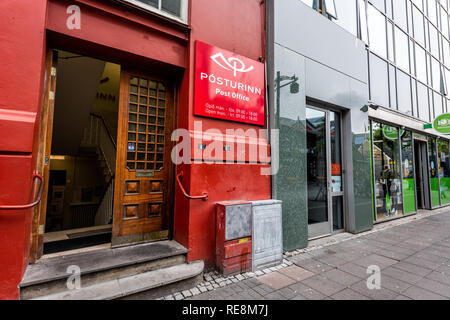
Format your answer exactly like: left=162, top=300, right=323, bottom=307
left=176, top=171, right=208, bottom=201
left=0, top=172, right=45, bottom=210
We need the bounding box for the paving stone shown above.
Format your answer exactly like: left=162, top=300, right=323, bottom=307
left=330, top=288, right=370, bottom=300
left=264, top=292, right=285, bottom=300
left=391, top=261, right=434, bottom=277
left=426, top=270, right=450, bottom=286
left=174, top=294, right=184, bottom=300
left=182, top=290, right=192, bottom=298
left=164, top=295, right=174, bottom=300
left=394, top=295, right=412, bottom=300
left=236, top=274, right=245, bottom=281
left=253, top=284, right=274, bottom=296
left=337, top=262, right=369, bottom=279
left=378, top=275, right=412, bottom=294
left=402, top=286, right=447, bottom=300
left=206, top=285, right=213, bottom=291
left=404, top=256, right=443, bottom=270
left=413, top=277, right=450, bottom=298
left=288, top=282, right=326, bottom=300
left=276, top=286, right=297, bottom=299
left=293, top=259, right=335, bottom=274
left=350, top=279, right=399, bottom=300
left=301, top=275, right=347, bottom=296
left=381, top=266, right=423, bottom=285
left=278, top=265, right=315, bottom=282
left=213, top=284, right=219, bottom=289
left=257, top=272, right=296, bottom=290
left=199, top=286, right=208, bottom=293
left=255, top=270, right=264, bottom=276
left=190, top=288, right=201, bottom=296
left=322, top=268, right=361, bottom=286
left=353, top=254, right=398, bottom=269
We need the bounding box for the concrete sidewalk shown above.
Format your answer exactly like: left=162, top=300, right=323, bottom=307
left=178, top=208, right=450, bottom=300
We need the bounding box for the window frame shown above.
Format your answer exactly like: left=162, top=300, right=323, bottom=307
left=122, top=0, right=188, bottom=24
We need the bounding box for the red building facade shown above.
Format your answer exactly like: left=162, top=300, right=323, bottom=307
left=0, top=0, right=270, bottom=299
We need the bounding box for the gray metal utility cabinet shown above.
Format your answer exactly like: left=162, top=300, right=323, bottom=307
left=251, top=200, right=283, bottom=272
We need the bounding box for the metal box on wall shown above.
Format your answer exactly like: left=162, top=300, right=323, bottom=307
left=216, top=201, right=252, bottom=276
left=252, top=200, right=283, bottom=271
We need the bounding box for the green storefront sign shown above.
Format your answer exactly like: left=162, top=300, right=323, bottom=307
left=433, top=113, right=450, bottom=134
left=382, top=126, right=404, bottom=140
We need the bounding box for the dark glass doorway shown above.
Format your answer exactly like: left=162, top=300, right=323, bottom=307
left=306, top=106, right=344, bottom=239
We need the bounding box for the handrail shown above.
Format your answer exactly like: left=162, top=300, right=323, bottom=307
left=176, top=172, right=208, bottom=201
left=0, top=172, right=44, bottom=210
left=90, top=113, right=117, bottom=149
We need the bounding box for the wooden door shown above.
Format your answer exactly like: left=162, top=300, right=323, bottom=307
left=30, top=49, right=58, bottom=262
left=112, top=71, right=176, bottom=247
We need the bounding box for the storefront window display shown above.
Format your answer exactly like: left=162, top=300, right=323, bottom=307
left=372, top=121, right=404, bottom=221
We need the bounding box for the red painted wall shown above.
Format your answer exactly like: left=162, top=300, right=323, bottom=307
left=0, top=0, right=269, bottom=299
left=173, top=0, right=270, bottom=268
left=0, top=0, right=48, bottom=299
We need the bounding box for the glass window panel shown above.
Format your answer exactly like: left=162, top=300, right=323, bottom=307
left=137, top=0, right=158, bottom=9
left=413, top=6, right=425, bottom=46
left=397, top=70, right=413, bottom=115
left=438, top=139, right=450, bottom=205
left=389, top=65, right=397, bottom=109
left=416, top=43, right=428, bottom=83
left=387, top=21, right=395, bottom=62
left=417, top=81, right=430, bottom=120
left=370, top=0, right=385, bottom=12
left=428, top=0, right=438, bottom=25
left=161, top=0, right=181, bottom=16
left=432, top=57, right=442, bottom=90
left=359, top=0, right=369, bottom=43
left=441, top=7, right=449, bottom=38
left=434, top=91, right=444, bottom=116
left=412, top=0, right=423, bottom=11
left=129, top=113, right=137, bottom=122
left=333, top=0, right=358, bottom=36
left=368, top=4, right=388, bottom=58
left=410, top=39, right=416, bottom=76
left=429, top=23, right=440, bottom=57
left=443, top=41, right=450, bottom=67
left=324, top=0, right=337, bottom=18
left=369, top=53, right=390, bottom=107
left=393, top=0, right=408, bottom=30
left=372, top=122, right=404, bottom=220
left=395, top=27, right=410, bottom=72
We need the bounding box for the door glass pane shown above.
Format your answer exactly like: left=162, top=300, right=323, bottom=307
left=401, top=131, right=416, bottom=214
left=332, top=196, right=344, bottom=230
left=372, top=122, right=404, bottom=221
left=307, top=108, right=328, bottom=225
left=330, top=112, right=342, bottom=192
left=438, top=139, right=450, bottom=205
left=428, top=137, right=440, bottom=207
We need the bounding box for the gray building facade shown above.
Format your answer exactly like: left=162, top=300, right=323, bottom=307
left=267, top=0, right=450, bottom=251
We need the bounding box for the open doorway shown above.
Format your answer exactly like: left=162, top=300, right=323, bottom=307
left=43, top=50, right=120, bottom=255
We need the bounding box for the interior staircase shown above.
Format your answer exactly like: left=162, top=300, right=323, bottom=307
left=19, top=241, right=203, bottom=300
left=80, top=113, right=116, bottom=226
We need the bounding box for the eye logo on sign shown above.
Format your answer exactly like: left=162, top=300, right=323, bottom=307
left=210, top=52, right=254, bottom=77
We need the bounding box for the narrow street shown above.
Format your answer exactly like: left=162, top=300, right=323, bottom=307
left=179, top=209, right=450, bottom=300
